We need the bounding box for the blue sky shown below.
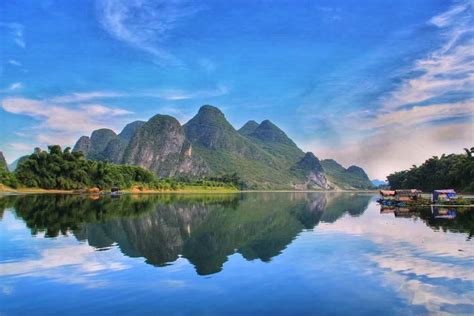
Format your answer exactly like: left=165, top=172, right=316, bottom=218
left=0, top=0, right=473, bottom=178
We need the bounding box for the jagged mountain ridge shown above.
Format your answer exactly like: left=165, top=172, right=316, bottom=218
left=72, top=105, right=372, bottom=190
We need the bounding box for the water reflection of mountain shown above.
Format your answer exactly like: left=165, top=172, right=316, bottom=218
left=1, top=193, right=372, bottom=275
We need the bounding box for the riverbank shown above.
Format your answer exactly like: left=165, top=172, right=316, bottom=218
left=0, top=184, right=239, bottom=195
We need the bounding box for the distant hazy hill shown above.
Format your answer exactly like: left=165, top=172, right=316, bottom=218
left=72, top=105, right=372, bottom=190
left=7, top=155, right=29, bottom=172
left=320, top=159, right=373, bottom=190
left=371, top=179, right=387, bottom=187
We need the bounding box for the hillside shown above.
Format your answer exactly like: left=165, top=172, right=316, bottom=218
left=320, top=159, right=373, bottom=189
left=387, top=149, right=474, bottom=192
left=70, top=105, right=372, bottom=190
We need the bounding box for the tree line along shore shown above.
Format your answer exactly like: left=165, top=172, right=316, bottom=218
left=0, top=145, right=240, bottom=193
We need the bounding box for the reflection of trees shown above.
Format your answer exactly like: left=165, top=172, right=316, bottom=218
left=416, top=207, right=474, bottom=239
left=381, top=205, right=474, bottom=239
left=1, top=192, right=372, bottom=275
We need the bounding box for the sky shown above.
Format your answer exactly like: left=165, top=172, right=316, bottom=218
left=0, top=0, right=473, bottom=179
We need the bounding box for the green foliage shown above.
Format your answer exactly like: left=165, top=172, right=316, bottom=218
left=12, top=145, right=157, bottom=190
left=387, top=149, right=474, bottom=192
left=0, top=169, right=20, bottom=188
left=2, top=145, right=235, bottom=191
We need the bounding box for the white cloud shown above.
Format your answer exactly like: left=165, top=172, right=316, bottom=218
left=305, top=121, right=473, bottom=180
left=366, top=101, right=473, bottom=129
left=1, top=97, right=133, bottom=150
left=383, top=1, right=473, bottom=109
left=1, top=98, right=132, bottom=133
left=0, top=22, right=25, bottom=48
left=48, top=87, right=228, bottom=103
left=7, top=59, right=22, bottom=67
left=96, top=0, right=202, bottom=66
left=143, top=85, right=228, bottom=100
left=304, top=1, right=474, bottom=179
left=429, top=2, right=470, bottom=27
left=51, top=91, right=125, bottom=103
left=8, top=142, right=33, bottom=151
left=0, top=82, right=23, bottom=93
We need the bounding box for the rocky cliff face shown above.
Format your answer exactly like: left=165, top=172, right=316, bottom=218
left=88, top=129, right=117, bottom=160
left=293, top=152, right=329, bottom=189
left=73, top=121, right=145, bottom=163
left=101, top=121, right=146, bottom=164
left=122, top=115, right=208, bottom=177
left=118, top=121, right=145, bottom=142
left=0, top=151, right=8, bottom=172
left=72, top=136, right=91, bottom=156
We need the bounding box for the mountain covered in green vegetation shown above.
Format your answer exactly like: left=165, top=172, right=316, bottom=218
left=72, top=105, right=372, bottom=190
left=387, top=148, right=474, bottom=192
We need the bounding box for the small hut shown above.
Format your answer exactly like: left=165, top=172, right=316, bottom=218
left=380, top=190, right=396, bottom=198
left=432, top=189, right=456, bottom=202
left=395, top=189, right=421, bottom=202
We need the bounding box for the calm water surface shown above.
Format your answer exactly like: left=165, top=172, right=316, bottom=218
left=0, top=193, right=473, bottom=315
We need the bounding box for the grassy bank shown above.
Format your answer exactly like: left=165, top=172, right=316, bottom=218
left=0, top=183, right=239, bottom=195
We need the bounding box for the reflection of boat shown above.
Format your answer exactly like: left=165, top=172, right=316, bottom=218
left=377, top=199, right=406, bottom=207
left=394, top=211, right=415, bottom=218
left=380, top=206, right=395, bottom=214
left=432, top=206, right=456, bottom=219
left=394, top=207, right=419, bottom=218
left=377, top=189, right=421, bottom=207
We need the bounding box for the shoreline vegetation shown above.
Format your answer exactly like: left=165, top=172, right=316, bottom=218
left=1, top=145, right=472, bottom=199
left=0, top=145, right=241, bottom=194
left=387, top=148, right=474, bottom=193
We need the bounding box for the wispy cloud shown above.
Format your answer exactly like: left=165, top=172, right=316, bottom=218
left=8, top=142, right=33, bottom=151
left=304, top=1, right=474, bottom=179
left=429, top=2, right=470, bottom=27
left=44, top=86, right=228, bottom=103
left=50, top=91, right=125, bottom=103
left=1, top=97, right=133, bottom=150
left=143, top=85, right=228, bottom=100
left=383, top=0, right=473, bottom=109
left=0, top=82, right=23, bottom=93
left=7, top=59, right=22, bottom=67
left=366, top=101, right=473, bottom=129
left=0, top=22, right=25, bottom=48
left=96, top=0, right=202, bottom=66
left=1, top=97, right=132, bottom=132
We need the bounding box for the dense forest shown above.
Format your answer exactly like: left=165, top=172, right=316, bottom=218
left=0, top=145, right=239, bottom=191
left=387, top=148, right=474, bottom=192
